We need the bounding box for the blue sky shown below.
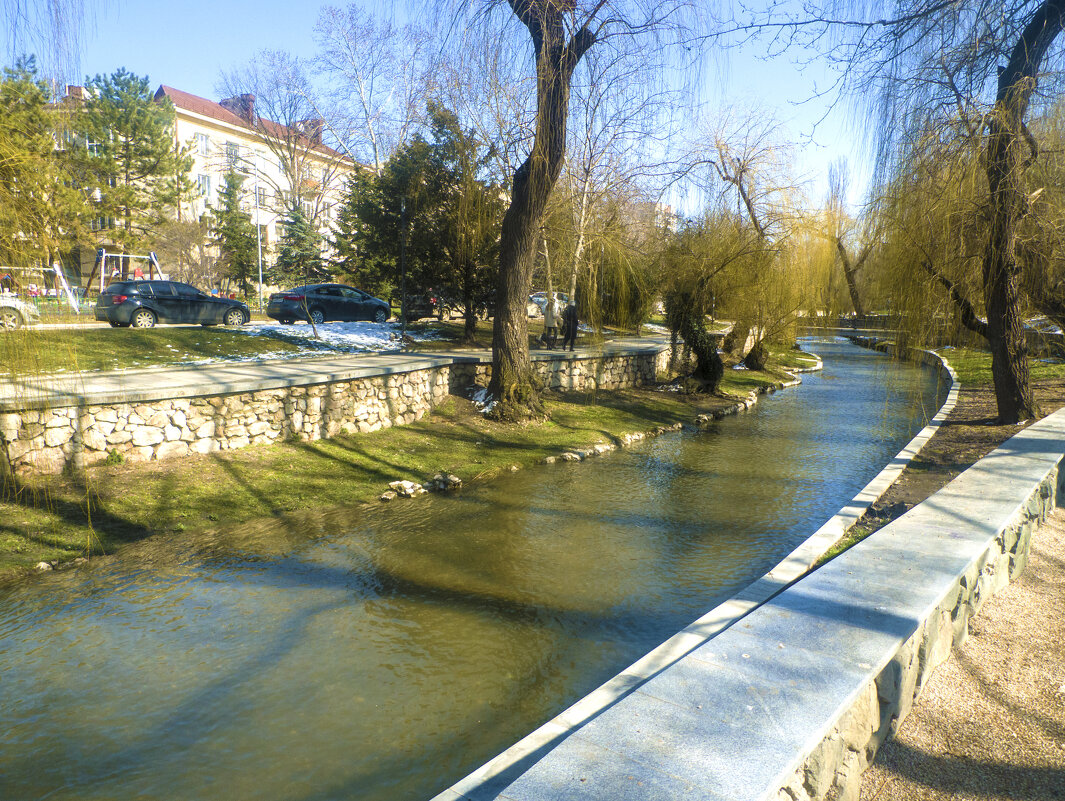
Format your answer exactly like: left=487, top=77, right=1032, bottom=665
left=75, top=1, right=869, bottom=210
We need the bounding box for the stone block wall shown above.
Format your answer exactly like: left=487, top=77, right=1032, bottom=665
left=450, top=348, right=669, bottom=394
left=1, top=367, right=450, bottom=473
left=1, top=346, right=669, bottom=474
left=774, top=461, right=1062, bottom=801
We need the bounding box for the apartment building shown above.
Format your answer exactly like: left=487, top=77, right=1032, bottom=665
left=155, top=85, right=354, bottom=254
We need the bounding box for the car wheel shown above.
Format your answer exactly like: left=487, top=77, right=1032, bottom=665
left=374, top=308, right=388, bottom=323
left=224, top=308, right=245, bottom=326
left=131, top=309, right=156, bottom=329
left=109, top=320, right=123, bottom=328
left=0, top=309, right=23, bottom=329
left=309, top=308, right=325, bottom=325
left=280, top=319, right=293, bottom=325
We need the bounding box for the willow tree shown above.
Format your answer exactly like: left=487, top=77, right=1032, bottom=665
left=763, top=0, right=1065, bottom=422
left=445, top=0, right=701, bottom=420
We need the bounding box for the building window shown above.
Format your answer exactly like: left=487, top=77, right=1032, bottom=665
left=225, top=141, right=240, bottom=170
left=256, top=186, right=268, bottom=207
left=321, top=167, right=329, bottom=187
left=258, top=224, right=269, bottom=246
left=196, top=174, right=211, bottom=198
left=196, top=133, right=209, bottom=156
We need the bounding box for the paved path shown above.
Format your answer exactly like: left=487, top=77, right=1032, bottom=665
left=859, top=511, right=1065, bottom=801
left=0, top=336, right=668, bottom=410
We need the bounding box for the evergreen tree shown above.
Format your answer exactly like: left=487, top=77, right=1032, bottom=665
left=212, top=171, right=258, bottom=298
left=274, top=207, right=328, bottom=286
left=71, top=68, right=191, bottom=250
left=329, top=171, right=395, bottom=298
left=331, top=101, right=503, bottom=338
left=0, top=57, right=88, bottom=270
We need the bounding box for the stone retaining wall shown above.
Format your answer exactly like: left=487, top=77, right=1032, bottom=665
left=776, top=458, right=1062, bottom=801
left=1, top=346, right=669, bottom=474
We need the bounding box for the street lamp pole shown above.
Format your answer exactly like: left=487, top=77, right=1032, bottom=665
left=249, top=154, right=264, bottom=311
left=399, top=195, right=407, bottom=335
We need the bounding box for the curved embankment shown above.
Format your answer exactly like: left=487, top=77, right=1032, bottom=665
left=432, top=344, right=961, bottom=801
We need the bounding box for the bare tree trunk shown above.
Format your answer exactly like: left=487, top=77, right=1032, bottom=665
left=979, top=0, right=1064, bottom=422
left=835, top=239, right=866, bottom=317
left=489, top=2, right=595, bottom=420
left=568, top=173, right=591, bottom=301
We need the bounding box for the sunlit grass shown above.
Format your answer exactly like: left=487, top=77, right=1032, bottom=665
left=0, top=362, right=793, bottom=578
left=0, top=327, right=307, bottom=375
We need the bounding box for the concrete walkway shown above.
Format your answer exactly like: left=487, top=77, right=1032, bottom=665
left=0, top=336, right=668, bottom=410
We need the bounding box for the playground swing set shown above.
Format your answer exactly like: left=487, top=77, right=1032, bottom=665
left=85, top=248, right=165, bottom=293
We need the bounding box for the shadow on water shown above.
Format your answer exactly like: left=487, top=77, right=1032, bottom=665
left=0, top=338, right=949, bottom=801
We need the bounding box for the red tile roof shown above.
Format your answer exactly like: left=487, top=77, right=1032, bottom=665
left=154, top=85, right=348, bottom=161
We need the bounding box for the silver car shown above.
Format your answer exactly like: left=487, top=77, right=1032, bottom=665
left=0, top=296, right=40, bottom=329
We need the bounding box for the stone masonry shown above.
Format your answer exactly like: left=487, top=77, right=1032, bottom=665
left=1, top=347, right=669, bottom=475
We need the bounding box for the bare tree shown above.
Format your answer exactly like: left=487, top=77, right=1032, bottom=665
left=1, top=0, right=94, bottom=85
left=314, top=5, right=437, bottom=174
left=825, top=159, right=876, bottom=316
left=445, top=0, right=702, bottom=420
left=219, top=51, right=348, bottom=227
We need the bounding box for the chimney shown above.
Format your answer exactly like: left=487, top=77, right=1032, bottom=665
left=297, top=118, right=324, bottom=146
left=220, top=93, right=256, bottom=123
left=65, top=85, right=84, bottom=100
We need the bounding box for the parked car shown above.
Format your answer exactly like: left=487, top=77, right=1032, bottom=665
left=528, top=291, right=568, bottom=317
left=94, top=280, right=249, bottom=328
left=267, top=284, right=391, bottom=325
left=396, top=289, right=444, bottom=322
left=0, top=295, right=40, bottom=329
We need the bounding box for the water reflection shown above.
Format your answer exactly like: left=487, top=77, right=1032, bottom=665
left=0, top=338, right=947, bottom=801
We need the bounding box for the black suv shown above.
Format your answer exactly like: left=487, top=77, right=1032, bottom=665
left=95, top=281, right=250, bottom=328
left=266, top=284, right=391, bottom=325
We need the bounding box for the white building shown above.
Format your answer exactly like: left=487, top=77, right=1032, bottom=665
left=155, top=85, right=353, bottom=256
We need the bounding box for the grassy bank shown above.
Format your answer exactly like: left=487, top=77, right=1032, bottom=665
left=0, top=362, right=797, bottom=580
left=0, top=327, right=310, bottom=374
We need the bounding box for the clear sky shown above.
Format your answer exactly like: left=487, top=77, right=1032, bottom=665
left=71, top=0, right=869, bottom=211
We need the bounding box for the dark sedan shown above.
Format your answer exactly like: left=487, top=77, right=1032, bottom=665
left=95, top=280, right=249, bottom=328
left=266, top=284, right=390, bottom=325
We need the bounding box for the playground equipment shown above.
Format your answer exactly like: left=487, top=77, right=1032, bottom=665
left=84, top=249, right=164, bottom=294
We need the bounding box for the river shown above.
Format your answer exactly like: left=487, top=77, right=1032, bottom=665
left=0, top=337, right=947, bottom=801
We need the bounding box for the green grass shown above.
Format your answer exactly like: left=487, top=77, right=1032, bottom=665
left=0, top=362, right=792, bottom=579
left=0, top=327, right=309, bottom=375
left=936, top=346, right=1065, bottom=385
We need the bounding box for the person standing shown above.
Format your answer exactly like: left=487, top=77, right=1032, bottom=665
left=561, top=301, right=579, bottom=351
left=541, top=293, right=558, bottom=349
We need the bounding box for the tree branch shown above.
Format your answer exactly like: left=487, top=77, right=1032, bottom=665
left=921, top=260, right=988, bottom=338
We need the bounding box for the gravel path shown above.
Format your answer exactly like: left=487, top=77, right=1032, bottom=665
left=859, top=510, right=1065, bottom=800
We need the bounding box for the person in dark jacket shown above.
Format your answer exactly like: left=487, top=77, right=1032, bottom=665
left=561, top=301, right=579, bottom=351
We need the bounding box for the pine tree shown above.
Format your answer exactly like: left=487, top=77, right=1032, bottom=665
left=212, top=171, right=258, bottom=298
left=0, top=57, right=88, bottom=270
left=274, top=207, right=327, bottom=286
left=71, top=68, right=191, bottom=250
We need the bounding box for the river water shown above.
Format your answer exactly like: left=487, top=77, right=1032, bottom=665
left=0, top=338, right=947, bottom=801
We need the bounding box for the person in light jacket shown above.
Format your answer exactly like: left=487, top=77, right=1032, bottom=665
left=540, top=293, right=559, bottom=349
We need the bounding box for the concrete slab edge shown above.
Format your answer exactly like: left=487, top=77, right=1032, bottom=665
left=429, top=343, right=953, bottom=801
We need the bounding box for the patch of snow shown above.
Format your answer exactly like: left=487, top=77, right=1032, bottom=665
left=241, top=321, right=443, bottom=352
left=642, top=323, right=669, bottom=335
left=466, top=385, right=497, bottom=414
